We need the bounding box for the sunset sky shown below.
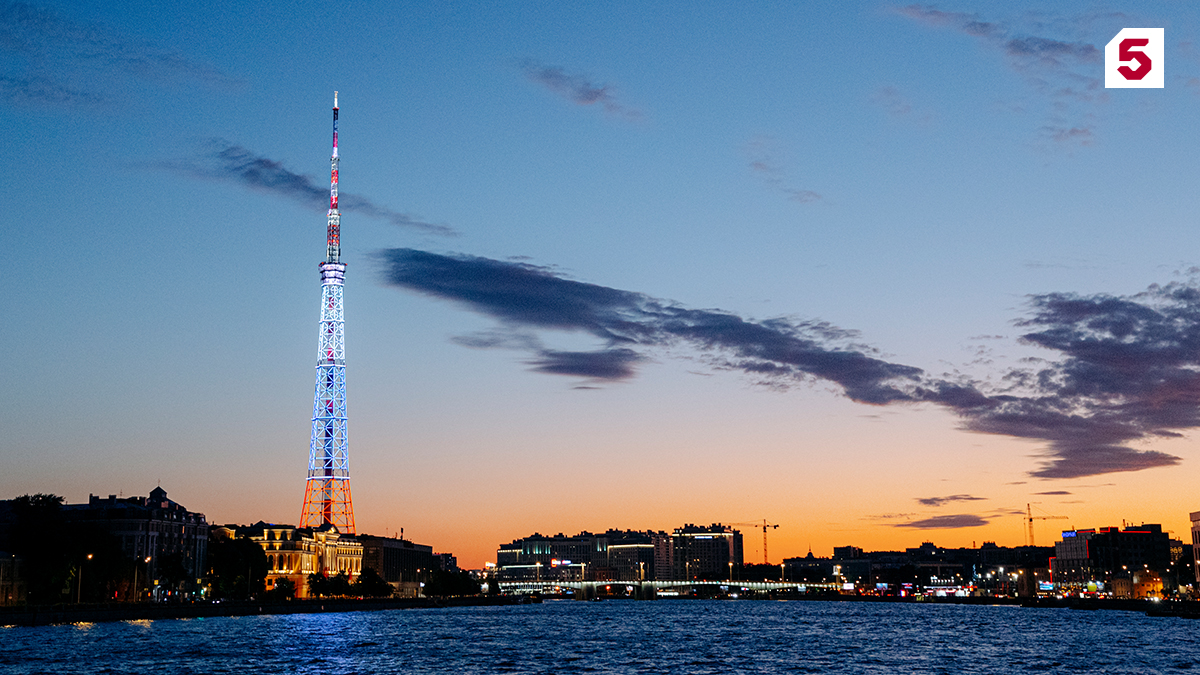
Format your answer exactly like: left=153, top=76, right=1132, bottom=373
left=4, top=1, right=1200, bottom=567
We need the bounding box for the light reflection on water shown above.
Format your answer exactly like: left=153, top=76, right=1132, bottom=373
left=3, top=600, right=1199, bottom=674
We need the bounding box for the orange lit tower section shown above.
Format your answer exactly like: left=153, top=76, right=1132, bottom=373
left=300, top=92, right=355, bottom=533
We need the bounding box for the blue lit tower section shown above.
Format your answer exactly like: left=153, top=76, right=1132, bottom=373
left=300, top=91, right=355, bottom=533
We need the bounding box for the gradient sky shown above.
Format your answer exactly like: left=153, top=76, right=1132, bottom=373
left=4, top=1, right=1200, bottom=567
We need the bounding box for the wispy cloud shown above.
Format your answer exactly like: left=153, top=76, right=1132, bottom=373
left=872, top=85, right=933, bottom=123
left=894, top=5, right=1120, bottom=147
left=745, top=137, right=822, bottom=204
left=1033, top=490, right=1071, bottom=495
left=894, top=514, right=990, bottom=529
left=916, top=494, right=986, bottom=507
left=0, top=1, right=237, bottom=107
left=163, top=140, right=454, bottom=236
left=0, top=74, right=100, bottom=106
left=377, top=249, right=1200, bottom=480
left=519, top=59, right=641, bottom=120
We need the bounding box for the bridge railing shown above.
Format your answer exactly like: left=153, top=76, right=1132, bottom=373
left=494, top=579, right=842, bottom=599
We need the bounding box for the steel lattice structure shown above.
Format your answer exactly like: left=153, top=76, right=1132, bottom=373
left=300, top=92, right=355, bottom=533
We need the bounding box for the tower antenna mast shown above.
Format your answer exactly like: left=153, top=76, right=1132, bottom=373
left=300, top=91, right=355, bottom=533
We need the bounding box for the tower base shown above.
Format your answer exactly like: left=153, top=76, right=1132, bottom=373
left=300, top=477, right=356, bottom=533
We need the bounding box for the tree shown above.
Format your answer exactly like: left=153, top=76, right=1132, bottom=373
left=353, top=567, right=394, bottom=597
left=308, top=571, right=353, bottom=597
left=207, top=535, right=270, bottom=600
left=8, top=494, right=70, bottom=603
left=423, top=569, right=483, bottom=597
left=307, top=572, right=330, bottom=597
left=328, top=571, right=352, bottom=597
left=265, top=577, right=295, bottom=601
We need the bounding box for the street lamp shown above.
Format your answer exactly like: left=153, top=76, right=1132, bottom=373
left=77, top=554, right=93, bottom=604
left=132, top=556, right=151, bottom=602
left=729, top=561, right=733, bottom=582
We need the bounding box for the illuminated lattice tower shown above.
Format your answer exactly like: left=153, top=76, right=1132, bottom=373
left=300, top=92, right=355, bottom=533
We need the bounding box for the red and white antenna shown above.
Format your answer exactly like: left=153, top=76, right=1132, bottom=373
left=326, top=91, right=340, bottom=263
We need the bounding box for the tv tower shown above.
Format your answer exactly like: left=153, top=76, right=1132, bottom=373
left=300, top=91, right=355, bottom=533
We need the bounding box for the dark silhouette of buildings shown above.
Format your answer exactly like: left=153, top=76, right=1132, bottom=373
left=0, top=487, right=208, bottom=602
left=496, top=530, right=671, bottom=581
left=357, top=533, right=437, bottom=597
left=63, top=488, right=208, bottom=599
left=494, top=525, right=743, bottom=582
left=784, top=541, right=1054, bottom=596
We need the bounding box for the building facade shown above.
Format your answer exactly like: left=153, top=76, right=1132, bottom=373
left=357, top=534, right=435, bottom=597
left=0, top=553, right=23, bottom=605
left=671, top=524, right=744, bottom=581
left=494, top=530, right=673, bottom=582
left=62, top=487, right=208, bottom=598
left=1052, top=524, right=1172, bottom=597
left=1191, top=511, right=1200, bottom=584
left=244, top=523, right=362, bottom=598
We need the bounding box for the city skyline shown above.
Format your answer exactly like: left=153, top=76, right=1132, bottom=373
left=4, top=1, right=1200, bottom=567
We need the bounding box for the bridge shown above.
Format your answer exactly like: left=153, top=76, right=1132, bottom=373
left=496, top=580, right=843, bottom=600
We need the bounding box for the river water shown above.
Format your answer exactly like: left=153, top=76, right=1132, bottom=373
left=3, top=600, right=1197, bottom=674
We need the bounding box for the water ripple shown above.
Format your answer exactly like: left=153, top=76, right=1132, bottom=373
left=2, top=601, right=1196, bottom=673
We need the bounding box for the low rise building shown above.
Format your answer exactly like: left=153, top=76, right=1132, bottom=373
left=435, top=552, right=458, bottom=572
left=63, top=487, right=208, bottom=599
left=357, top=534, right=435, bottom=597
left=785, top=541, right=1053, bottom=596
left=0, top=552, right=24, bottom=605
left=242, top=522, right=362, bottom=598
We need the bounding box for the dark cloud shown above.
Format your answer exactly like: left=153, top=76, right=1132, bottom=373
left=529, top=348, right=644, bottom=380
left=894, top=5, right=1113, bottom=147
left=863, top=513, right=918, bottom=522
left=377, top=249, right=1196, bottom=480
left=164, top=141, right=454, bottom=236
left=1034, top=490, right=1071, bottom=495
left=916, top=494, right=986, bottom=507
left=519, top=60, right=641, bottom=120
left=895, top=514, right=990, bottom=529
left=377, top=249, right=921, bottom=404
left=0, top=1, right=237, bottom=107
left=962, top=284, right=1196, bottom=478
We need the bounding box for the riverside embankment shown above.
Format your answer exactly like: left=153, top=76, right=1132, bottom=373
left=0, top=595, right=527, bottom=627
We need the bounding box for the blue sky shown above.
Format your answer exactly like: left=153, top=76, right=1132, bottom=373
left=4, top=1, right=1200, bottom=565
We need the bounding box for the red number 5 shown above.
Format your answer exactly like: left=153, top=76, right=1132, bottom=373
left=1118, top=38, right=1152, bottom=80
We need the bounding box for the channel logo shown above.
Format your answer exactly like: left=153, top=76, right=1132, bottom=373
left=1105, top=28, right=1164, bottom=88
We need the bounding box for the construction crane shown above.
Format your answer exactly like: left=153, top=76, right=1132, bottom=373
left=729, top=520, right=780, bottom=564
left=1025, top=503, right=1067, bottom=547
